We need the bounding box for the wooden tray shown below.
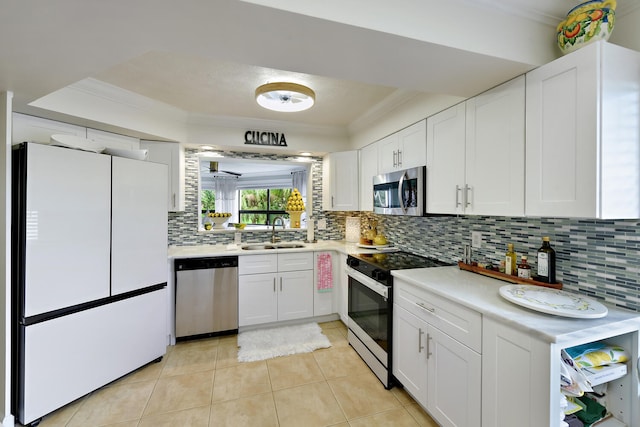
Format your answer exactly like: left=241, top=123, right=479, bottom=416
left=458, top=261, right=562, bottom=289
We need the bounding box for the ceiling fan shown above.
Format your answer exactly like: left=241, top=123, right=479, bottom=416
left=205, top=161, right=242, bottom=177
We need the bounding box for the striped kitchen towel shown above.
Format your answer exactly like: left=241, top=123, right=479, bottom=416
left=317, top=252, right=333, bottom=292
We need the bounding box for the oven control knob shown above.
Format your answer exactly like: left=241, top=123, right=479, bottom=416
left=372, top=269, right=387, bottom=281
left=347, top=258, right=359, bottom=267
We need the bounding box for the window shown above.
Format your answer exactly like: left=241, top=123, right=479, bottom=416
left=201, top=189, right=215, bottom=212
left=239, top=188, right=292, bottom=225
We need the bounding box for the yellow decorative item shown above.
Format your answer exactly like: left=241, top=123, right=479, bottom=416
left=565, top=342, right=629, bottom=368
left=233, top=223, right=246, bottom=230
left=207, top=212, right=232, bottom=229
left=286, top=188, right=305, bottom=228
left=557, top=0, right=616, bottom=55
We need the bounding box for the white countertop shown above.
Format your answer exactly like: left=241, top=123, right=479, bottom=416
left=167, top=240, right=387, bottom=259
left=392, top=266, right=640, bottom=345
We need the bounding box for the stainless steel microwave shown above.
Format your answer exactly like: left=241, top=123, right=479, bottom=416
left=373, top=166, right=425, bottom=216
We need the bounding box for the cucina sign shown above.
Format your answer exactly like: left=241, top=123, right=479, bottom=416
left=244, top=130, right=287, bottom=147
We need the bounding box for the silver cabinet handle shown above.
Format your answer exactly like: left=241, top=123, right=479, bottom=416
left=273, top=278, right=276, bottom=293
left=393, top=150, right=397, bottom=168
left=465, top=184, right=472, bottom=208
left=416, top=302, right=435, bottom=313
left=426, top=333, right=433, bottom=358
left=418, top=328, right=425, bottom=353
left=172, top=193, right=176, bottom=208
left=455, top=185, right=462, bottom=208
left=280, top=277, right=282, bottom=292
left=397, top=149, right=402, bottom=167
left=331, top=196, right=334, bottom=208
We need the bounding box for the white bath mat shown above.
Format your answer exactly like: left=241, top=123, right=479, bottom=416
left=237, top=322, right=331, bottom=362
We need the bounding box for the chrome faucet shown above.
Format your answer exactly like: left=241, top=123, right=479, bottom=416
left=271, top=216, right=285, bottom=243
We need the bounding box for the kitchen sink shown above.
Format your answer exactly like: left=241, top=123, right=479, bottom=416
left=241, top=244, right=276, bottom=250
left=274, top=243, right=306, bottom=249
left=241, top=243, right=306, bottom=250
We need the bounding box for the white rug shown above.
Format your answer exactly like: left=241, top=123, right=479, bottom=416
left=237, top=322, right=331, bottom=362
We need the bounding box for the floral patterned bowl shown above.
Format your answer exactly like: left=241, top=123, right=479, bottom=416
left=557, top=0, right=616, bottom=55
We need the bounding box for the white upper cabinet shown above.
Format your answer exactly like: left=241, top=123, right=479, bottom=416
left=140, top=141, right=186, bottom=212
left=426, top=103, right=466, bottom=214
left=427, top=77, right=525, bottom=215
left=322, top=150, right=359, bottom=211
left=12, top=113, right=86, bottom=144
left=465, top=76, right=525, bottom=216
left=378, top=120, right=427, bottom=174
left=359, top=142, right=378, bottom=211
left=87, top=128, right=140, bottom=150
left=526, top=41, right=640, bottom=219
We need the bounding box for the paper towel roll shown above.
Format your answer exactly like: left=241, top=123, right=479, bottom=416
left=307, top=219, right=315, bottom=242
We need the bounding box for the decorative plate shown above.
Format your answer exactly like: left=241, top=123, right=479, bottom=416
left=356, top=243, right=391, bottom=249
left=499, top=284, right=608, bottom=318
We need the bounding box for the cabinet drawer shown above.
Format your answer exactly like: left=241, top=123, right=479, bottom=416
left=278, top=252, right=313, bottom=272
left=395, top=281, right=482, bottom=353
left=239, top=254, right=278, bottom=275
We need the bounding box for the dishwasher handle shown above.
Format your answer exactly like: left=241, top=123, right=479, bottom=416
left=175, top=256, right=238, bottom=271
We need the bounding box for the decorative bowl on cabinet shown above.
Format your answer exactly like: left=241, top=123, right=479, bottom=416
left=557, top=0, right=616, bottom=55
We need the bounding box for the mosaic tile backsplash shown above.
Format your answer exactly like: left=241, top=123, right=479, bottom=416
left=169, top=150, right=640, bottom=313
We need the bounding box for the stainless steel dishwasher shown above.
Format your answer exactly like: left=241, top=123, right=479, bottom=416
left=175, top=256, right=238, bottom=340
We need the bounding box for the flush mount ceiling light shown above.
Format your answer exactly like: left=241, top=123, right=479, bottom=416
left=255, top=82, right=315, bottom=112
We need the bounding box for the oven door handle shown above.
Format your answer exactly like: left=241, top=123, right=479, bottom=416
left=346, top=266, right=389, bottom=299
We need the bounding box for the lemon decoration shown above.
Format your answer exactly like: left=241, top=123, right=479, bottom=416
left=286, top=188, right=305, bottom=212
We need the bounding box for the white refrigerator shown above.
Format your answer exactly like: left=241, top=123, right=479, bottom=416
left=12, top=142, right=168, bottom=426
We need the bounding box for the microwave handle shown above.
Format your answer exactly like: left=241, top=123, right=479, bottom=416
left=398, top=171, right=408, bottom=213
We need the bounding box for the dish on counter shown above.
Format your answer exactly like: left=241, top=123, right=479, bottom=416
left=499, top=284, right=608, bottom=319
left=356, top=243, right=391, bottom=249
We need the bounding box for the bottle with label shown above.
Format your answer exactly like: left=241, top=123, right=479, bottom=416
left=518, top=256, right=531, bottom=279
left=505, top=243, right=517, bottom=276
left=536, top=236, right=556, bottom=283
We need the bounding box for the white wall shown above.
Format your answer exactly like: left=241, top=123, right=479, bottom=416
left=610, top=8, right=640, bottom=52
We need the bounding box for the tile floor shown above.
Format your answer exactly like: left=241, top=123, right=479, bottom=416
left=27, top=321, right=439, bottom=427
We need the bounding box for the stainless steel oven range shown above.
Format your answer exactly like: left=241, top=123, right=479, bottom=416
left=345, top=251, right=450, bottom=389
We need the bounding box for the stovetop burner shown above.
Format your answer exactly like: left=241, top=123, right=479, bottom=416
left=347, top=251, right=452, bottom=286
left=350, top=251, right=451, bottom=271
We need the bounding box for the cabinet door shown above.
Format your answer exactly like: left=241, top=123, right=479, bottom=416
left=238, top=273, right=278, bottom=326
left=465, top=76, right=525, bottom=216
left=313, top=251, right=335, bottom=316
left=111, top=158, right=168, bottom=295
left=426, top=103, right=466, bottom=214
left=322, top=151, right=359, bottom=211
left=427, top=326, right=481, bottom=427
left=12, top=112, right=86, bottom=144
left=525, top=44, right=598, bottom=218
left=378, top=133, right=399, bottom=174
left=392, top=304, right=428, bottom=406
left=337, top=253, right=349, bottom=324
left=359, top=143, right=378, bottom=211
left=397, top=120, right=427, bottom=171
left=140, top=141, right=185, bottom=212
left=482, top=318, right=551, bottom=427
left=87, top=128, right=140, bottom=150
left=278, top=270, right=314, bottom=321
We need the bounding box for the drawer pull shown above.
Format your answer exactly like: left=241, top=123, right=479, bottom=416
left=416, top=302, right=435, bottom=313
left=418, top=328, right=425, bottom=353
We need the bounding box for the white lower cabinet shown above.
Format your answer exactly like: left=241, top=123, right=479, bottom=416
left=238, top=253, right=314, bottom=327
left=483, top=317, right=640, bottom=427
left=393, top=279, right=481, bottom=427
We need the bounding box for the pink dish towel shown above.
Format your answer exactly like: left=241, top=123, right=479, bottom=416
left=317, top=253, right=333, bottom=292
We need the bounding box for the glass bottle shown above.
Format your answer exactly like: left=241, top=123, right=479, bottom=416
left=518, top=255, right=531, bottom=279
left=505, top=243, right=517, bottom=276
left=536, top=236, right=556, bottom=283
